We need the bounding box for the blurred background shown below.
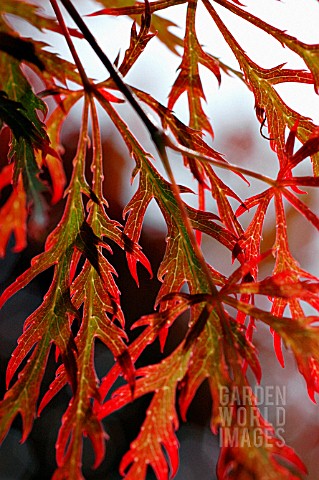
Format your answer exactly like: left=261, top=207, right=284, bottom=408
left=1, top=0, right=319, bottom=478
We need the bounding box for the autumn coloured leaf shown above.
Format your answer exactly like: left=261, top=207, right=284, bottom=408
left=101, top=346, right=191, bottom=479
left=1, top=1, right=319, bottom=479
left=118, top=2, right=156, bottom=77
left=98, top=294, right=262, bottom=478
left=204, top=1, right=319, bottom=173
left=217, top=439, right=307, bottom=480
left=168, top=0, right=220, bottom=138
left=213, top=0, right=319, bottom=94
left=90, top=0, right=184, bottom=55
left=0, top=99, right=90, bottom=444
left=0, top=165, right=27, bottom=256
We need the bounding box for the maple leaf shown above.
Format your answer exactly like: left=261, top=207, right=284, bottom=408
left=88, top=32, right=308, bottom=477
left=217, top=439, right=307, bottom=480
left=168, top=0, right=220, bottom=139
left=0, top=98, right=90, bottom=444
left=232, top=119, right=319, bottom=374
left=0, top=165, right=27, bottom=257
left=131, top=87, right=248, bottom=235
left=97, top=296, right=190, bottom=407
left=90, top=0, right=184, bottom=55
left=204, top=0, right=319, bottom=173
left=0, top=91, right=44, bottom=144
left=97, top=102, right=236, bottom=358
left=214, top=0, right=319, bottom=94
left=92, top=73, right=271, bottom=480
left=235, top=189, right=273, bottom=278
left=0, top=2, right=80, bottom=86
left=46, top=252, right=128, bottom=479
left=0, top=246, right=84, bottom=445
left=98, top=293, right=262, bottom=479
left=13, top=95, right=148, bottom=476
left=0, top=0, right=46, bottom=24
left=0, top=7, right=77, bottom=253
left=45, top=283, right=190, bottom=479
left=0, top=0, right=77, bottom=36
left=177, top=305, right=261, bottom=431
left=0, top=55, right=53, bottom=232
left=102, top=346, right=191, bottom=480
left=118, top=0, right=156, bottom=77
left=204, top=167, right=244, bottom=237
left=1, top=1, right=319, bottom=479
left=268, top=192, right=319, bottom=365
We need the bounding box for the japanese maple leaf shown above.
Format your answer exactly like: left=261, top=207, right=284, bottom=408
left=204, top=0, right=319, bottom=173
left=168, top=0, right=220, bottom=138
left=101, top=346, right=191, bottom=480
left=98, top=293, right=261, bottom=479
left=89, top=0, right=184, bottom=55
left=213, top=0, right=319, bottom=94
left=0, top=165, right=27, bottom=256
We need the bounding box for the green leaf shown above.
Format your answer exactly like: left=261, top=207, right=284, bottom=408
left=0, top=91, right=43, bottom=143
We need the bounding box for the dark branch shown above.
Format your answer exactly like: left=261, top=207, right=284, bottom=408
left=59, top=0, right=161, bottom=141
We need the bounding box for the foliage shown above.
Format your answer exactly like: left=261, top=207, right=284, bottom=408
left=0, top=0, right=319, bottom=478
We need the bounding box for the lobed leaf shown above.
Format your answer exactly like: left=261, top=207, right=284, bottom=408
left=213, top=0, right=319, bottom=94
left=91, top=0, right=185, bottom=55
left=204, top=0, right=319, bottom=173
left=218, top=438, right=307, bottom=480
left=0, top=97, right=90, bottom=445
left=1, top=1, right=319, bottom=479
left=101, top=346, right=191, bottom=480
left=0, top=166, right=27, bottom=257
left=168, top=0, right=219, bottom=138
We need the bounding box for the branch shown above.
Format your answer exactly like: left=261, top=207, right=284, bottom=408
left=59, top=0, right=161, bottom=139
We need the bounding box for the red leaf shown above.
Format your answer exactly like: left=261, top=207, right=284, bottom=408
left=213, top=0, right=319, bottom=94
left=44, top=154, right=66, bottom=204
left=87, top=1, right=184, bottom=55
left=217, top=440, right=307, bottom=480
left=101, top=347, right=191, bottom=480
left=0, top=340, right=51, bottom=444
left=96, top=87, right=124, bottom=103
left=0, top=170, right=27, bottom=257
left=168, top=1, right=219, bottom=138
left=205, top=0, right=319, bottom=172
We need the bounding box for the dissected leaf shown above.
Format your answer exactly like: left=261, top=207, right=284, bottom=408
left=0, top=32, right=44, bottom=69
left=168, top=0, right=220, bottom=138
left=101, top=346, right=191, bottom=480
left=0, top=99, right=90, bottom=444
left=91, top=0, right=185, bottom=55
left=204, top=0, right=319, bottom=174
left=1, top=1, right=319, bottom=479
left=218, top=438, right=307, bottom=480
left=118, top=1, right=156, bottom=77
left=0, top=166, right=27, bottom=257
left=214, top=0, right=319, bottom=94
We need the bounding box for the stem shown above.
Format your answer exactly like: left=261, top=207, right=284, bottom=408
left=58, top=0, right=160, bottom=139
left=168, top=140, right=277, bottom=187
left=88, top=97, right=103, bottom=199
left=50, top=0, right=91, bottom=90
left=95, top=0, right=187, bottom=16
